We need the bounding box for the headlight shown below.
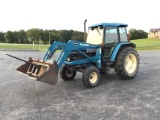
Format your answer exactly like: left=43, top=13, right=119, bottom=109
left=67, top=57, right=70, bottom=61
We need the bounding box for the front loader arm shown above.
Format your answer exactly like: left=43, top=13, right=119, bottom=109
left=42, top=41, right=66, bottom=61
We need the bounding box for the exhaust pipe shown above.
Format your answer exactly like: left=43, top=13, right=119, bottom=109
left=84, top=19, right=87, bottom=42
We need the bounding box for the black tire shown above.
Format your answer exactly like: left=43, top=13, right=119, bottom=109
left=83, top=66, right=100, bottom=88
left=60, top=65, right=76, bottom=81
left=100, top=70, right=106, bottom=74
left=115, top=47, right=140, bottom=79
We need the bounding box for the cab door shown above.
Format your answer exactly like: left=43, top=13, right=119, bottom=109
left=102, top=26, right=119, bottom=59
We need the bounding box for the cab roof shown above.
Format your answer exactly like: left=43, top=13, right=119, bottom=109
left=89, top=23, right=128, bottom=28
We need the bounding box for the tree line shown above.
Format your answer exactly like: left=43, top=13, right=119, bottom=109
left=0, top=28, right=148, bottom=44
left=129, top=29, right=148, bottom=40
left=0, top=29, right=84, bottom=44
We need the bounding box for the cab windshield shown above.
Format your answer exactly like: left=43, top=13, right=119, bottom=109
left=86, top=26, right=104, bottom=44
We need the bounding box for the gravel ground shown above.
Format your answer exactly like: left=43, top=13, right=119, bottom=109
left=0, top=50, right=160, bottom=120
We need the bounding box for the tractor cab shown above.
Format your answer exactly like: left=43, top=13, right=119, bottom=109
left=86, top=23, right=128, bottom=44
left=86, top=23, right=128, bottom=58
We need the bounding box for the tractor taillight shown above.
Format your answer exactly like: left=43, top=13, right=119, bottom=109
left=101, top=43, right=104, bottom=47
left=127, top=34, right=130, bottom=42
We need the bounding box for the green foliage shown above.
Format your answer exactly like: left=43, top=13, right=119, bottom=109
left=26, top=28, right=41, bottom=44
left=5, top=31, right=15, bottom=43
left=71, top=31, right=84, bottom=42
left=129, top=29, right=148, bottom=40
left=0, top=32, right=5, bottom=43
left=17, top=30, right=28, bottom=43
left=1, top=29, right=84, bottom=44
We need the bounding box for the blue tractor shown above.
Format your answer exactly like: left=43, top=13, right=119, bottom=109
left=10, top=21, right=140, bottom=88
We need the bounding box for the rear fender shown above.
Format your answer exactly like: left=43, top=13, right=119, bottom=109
left=110, top=42, right=135, bottom=62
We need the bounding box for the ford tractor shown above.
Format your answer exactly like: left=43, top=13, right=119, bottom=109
left=7, top=20, right=140, bottom=88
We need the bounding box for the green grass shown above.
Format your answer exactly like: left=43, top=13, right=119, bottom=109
left=1, top=38, right=160, bottom=51
left=0, top=43, right=49, bottom=51
left=131, top=38, right=160, bottom=50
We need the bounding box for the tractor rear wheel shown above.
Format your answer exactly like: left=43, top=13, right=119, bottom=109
left=83, top=66, right=100, bottom=88
left=60, top=65, right=76, bottom=81
left=115, top=47, right=139, bottom=79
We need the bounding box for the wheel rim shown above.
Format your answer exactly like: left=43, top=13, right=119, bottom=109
left=66, top=69, right=74, bottom=77
left=125, top=54, right=137, bottom=74
left=89, top=72, right=98, bottom=84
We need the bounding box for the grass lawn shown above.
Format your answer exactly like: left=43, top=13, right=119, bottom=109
left=0, top=43, right=49, bottom=51
left=0, top=38, right=160, bottom=51
left=131, top=38, right=160, bottom=50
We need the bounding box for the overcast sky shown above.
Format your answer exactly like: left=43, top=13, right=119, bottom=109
left=0, top=0, right=159, bottom=32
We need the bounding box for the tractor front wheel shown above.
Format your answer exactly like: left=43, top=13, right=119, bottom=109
left=115, top=47, right=139, bottom=79
left=60, top=65, right=76, bottom=81
left=83, top=66, right=100, bottom=88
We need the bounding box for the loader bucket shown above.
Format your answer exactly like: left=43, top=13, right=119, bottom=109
left=16, top=59, right=58, bottom=85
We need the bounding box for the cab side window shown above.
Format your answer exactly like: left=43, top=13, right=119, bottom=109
left=105, top=27, right=118, bottom=44
left=119, top=27, right=128, bottom=42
